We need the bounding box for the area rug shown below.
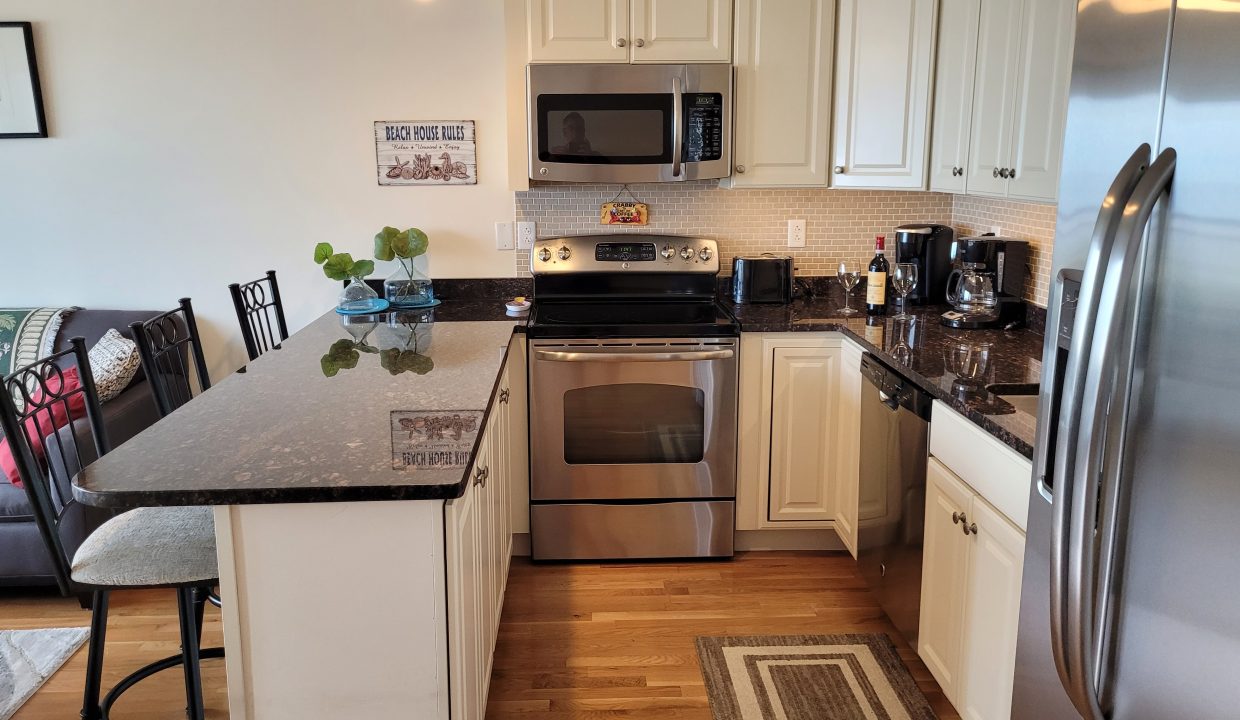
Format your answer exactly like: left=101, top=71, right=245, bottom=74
left=696, top=634, right=936, bottom=720
left=0, top=627, right=90, bottom=720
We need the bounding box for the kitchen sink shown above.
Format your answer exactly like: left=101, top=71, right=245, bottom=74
left=986, top=383, right=1040, bottom=415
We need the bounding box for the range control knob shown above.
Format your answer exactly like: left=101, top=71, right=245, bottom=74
left=679, top=246, right=693, bottom=261
left=537, top=247, right=552, bottom=262
left=661, top=244, right=676, bottom=259
left=699, top=246, right=713, bottom=261
left=557, top=246, right=571, bottom=261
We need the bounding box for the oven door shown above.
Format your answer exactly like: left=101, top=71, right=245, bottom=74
left=530, top=338, right=737, bottom=500
left=527, top=63, right=732, bottom=183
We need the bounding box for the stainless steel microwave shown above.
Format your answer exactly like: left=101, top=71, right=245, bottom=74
left=527, top=63, right=732, bottom=183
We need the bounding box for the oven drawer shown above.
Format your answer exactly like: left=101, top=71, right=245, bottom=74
left=531, top=501, right=735, bottom=560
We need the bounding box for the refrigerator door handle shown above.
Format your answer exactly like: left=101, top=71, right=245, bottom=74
left=1048, top=144, right=1151, bottom=698
left=1065, top=147, right=1177, bottom=720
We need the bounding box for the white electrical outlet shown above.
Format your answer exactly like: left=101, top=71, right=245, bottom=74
left=787, top=219, right=806, bottom=248
left=494, top=221, right=514, bottom=250
left=516, top=222, right=536, bottom=250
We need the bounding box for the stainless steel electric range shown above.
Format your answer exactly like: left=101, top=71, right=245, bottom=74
left=527, top=234, right=738, bottom=561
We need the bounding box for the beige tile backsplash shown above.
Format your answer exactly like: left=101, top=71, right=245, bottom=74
left=514, top=181, right=1057, bottom=307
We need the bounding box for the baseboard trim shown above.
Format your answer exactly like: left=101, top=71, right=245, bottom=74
left=511, top=529, right=844, bottom=556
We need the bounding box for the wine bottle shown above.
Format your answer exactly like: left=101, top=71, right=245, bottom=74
left=866, top=235, right=890, bottom=316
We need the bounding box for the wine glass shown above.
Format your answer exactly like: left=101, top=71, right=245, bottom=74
left=837, top=262, right=862, bottom=315
left=892, top=263, right=918, bottom=320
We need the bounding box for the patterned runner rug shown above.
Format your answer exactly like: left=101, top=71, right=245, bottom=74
left=0, top=627, right=89, bottom=720
left=696, top=634, right=936, bottom=720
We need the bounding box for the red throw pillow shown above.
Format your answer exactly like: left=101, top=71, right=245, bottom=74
left=0, top=366, right=87, bottom=489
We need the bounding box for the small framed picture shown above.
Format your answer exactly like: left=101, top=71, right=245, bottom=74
left=0, top=22, right=47, bottom=138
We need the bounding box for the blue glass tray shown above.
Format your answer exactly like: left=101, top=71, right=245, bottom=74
left=389, top=298, right=442, bottom=310
left=335, top=298, right=391, bottom=315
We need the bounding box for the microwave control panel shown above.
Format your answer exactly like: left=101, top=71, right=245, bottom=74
left=683, top=93, right=724, bottom=163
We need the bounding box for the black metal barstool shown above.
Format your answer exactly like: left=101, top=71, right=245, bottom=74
left=129, top=298, right=212, bottom=417
left=228, top=270, right=289, bottom=362
left=0, top=337, right=223, bottom=720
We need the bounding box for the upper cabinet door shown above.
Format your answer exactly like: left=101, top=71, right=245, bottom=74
left=528, top=0, right=630, bottom=63
left=928, top=0, right=982, bottom=193
left=1006, top=0, right=1075, bottom=202
left=768, top=346, right=840, bottom=522
left=831, top=0, right=937, bottom=189
left=730, top=0, right=835, bottom=187
left=965, top=0, right=1024, bottom=197
left=631, top=0, right=733, bottom=63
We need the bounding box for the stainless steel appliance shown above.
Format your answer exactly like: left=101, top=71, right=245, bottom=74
left=731, top=254, right=793, bottom=304
left=857, top=353, right=932, bottom=646
left=893, top=223, right=954, bottom=305
left=1014, top=2, right=1240, bottom=718
left=527, top=64, right=732, bottom=183
left=941, top=236, right=1028, bottom=329
left=527, top=235, right=738, bottom=561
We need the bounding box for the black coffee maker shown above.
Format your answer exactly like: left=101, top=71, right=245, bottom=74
left=893, top=223, right=954, bottom=305
left=941, top=236, right=1029, bottom=329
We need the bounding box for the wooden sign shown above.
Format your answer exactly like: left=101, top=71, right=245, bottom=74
left=375, top=121, right=476, bottom=186
left=600, top=201, right=649, bottom=225
left=390, top=409, right=484, bottom=470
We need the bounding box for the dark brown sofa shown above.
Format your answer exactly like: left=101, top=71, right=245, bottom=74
left=0, top=309, right=165, bottom=588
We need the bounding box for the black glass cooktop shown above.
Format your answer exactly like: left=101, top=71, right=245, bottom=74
left=528, top=300, right=739, bottom=339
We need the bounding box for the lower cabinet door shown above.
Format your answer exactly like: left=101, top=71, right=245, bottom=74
left=918, top=457, right=972, bottom=704
left=447, top=480, right=481, bottom=720
left=768, top=346, right=840, bottom=522
left=958, top=495, right=1025, bottom=720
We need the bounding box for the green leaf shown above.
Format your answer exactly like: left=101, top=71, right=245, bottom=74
left=393, top=228, right=429, bottom=258
left=380, top=349, right=435, bottom=376
left=350, top=259, right=375, bottom=278
left=0, top=314, right=15, bottom=332
left=320, top=339, right=361, bottom=377
left=355, top=342, right=379, bottom=354
left=374, top=227, right=399, bottom=262
left=322, top=252, right=354, bottom=281
left=313, top=242, right=333, bottom=264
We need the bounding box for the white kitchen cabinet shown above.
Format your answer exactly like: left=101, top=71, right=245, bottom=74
left=768, top=346, right=841, bottom=522
left=830, top=0, right=937, bottom=189
left=919, top=402, right=1030, bottom=717
left=928, top=0, right=982, bottom=193
left=727, top=0, right=835, bottom=187
left=833, top=339, right=864, bottom=557
left=933, top=0, right=1075, bottom=201
left=528, top=0, right=731, bottom=64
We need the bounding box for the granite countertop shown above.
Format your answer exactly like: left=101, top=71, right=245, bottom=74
left=74, top=305, right=527, bottom=508
left=721, top=287, right=1044, bottom=458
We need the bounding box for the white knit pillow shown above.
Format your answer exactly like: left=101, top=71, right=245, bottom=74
left=88, top=329, right=141, bottom=402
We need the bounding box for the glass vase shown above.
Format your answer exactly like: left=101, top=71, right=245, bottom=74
left=384, top=258, right=434, bottom=308
left=338, top=277, right=379, bottom=313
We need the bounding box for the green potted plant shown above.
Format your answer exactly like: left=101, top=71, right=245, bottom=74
left=374, top=226, right=432, bottom=308
left=314, top=242, right=377, bottom=312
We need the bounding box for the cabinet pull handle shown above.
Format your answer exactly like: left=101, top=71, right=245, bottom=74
left=735, top=165, right=746, bottom=174
left=473, top=466, right=486, bottom=487
left=615, top=37, right=627, bottom=48
left=834, top=165, right=845, bottom=174
left=499, top=387, right=510, bottom=404
left=634, top=38, right=646, bottom=48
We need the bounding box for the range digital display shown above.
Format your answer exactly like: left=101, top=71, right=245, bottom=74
left=596, top=242, right=657, bottom=262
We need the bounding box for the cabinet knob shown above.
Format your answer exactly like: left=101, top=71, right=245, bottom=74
left=1008, top=168, right=1017, bottom=179
left=999, top=167, right=1011, bottom=179
left=953, top=166, right=963, bottom=177
left=964, top=522, right=978, bottom=536
left=735, top=165, right=746, bottom=174
left=952, top=511, right=961, bottom=525
left=473, top=466, right=486, bottom=487
left=498, top=387, right=510, bottom=404
left=615, top=37, right=627, bottom=48
left=993, top=167, right=1000, bottom=178
left=634, top=38, right=646, bottom=48
left=834, top=165, right=845, bottom=174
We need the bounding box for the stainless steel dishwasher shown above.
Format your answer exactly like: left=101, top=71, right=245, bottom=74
left=857, top=352, right=933, bottom=646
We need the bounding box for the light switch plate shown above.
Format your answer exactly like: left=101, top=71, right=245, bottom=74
left=495, top=221, right=514, bottom=250
left=787, top=219, right=806, bottom=248
left=516, top=221, right=535, bottom=250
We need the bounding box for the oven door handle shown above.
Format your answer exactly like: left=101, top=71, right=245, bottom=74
left=671, top=76, right=684, bottom=178
left=535, top=349, right=733, bottom=363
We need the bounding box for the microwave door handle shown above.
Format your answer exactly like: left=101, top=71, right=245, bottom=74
left=671, top=76, right=683, bottom=178
left=1048, top=144, right=1149, bottom=700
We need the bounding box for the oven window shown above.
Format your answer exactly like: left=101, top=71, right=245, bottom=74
left=563, top=384, right=704, bottom=465
left=537, top=94, right=671, bottom=164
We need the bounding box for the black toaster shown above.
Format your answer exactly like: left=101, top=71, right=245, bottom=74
left=732, top=255, right=794, bottom=304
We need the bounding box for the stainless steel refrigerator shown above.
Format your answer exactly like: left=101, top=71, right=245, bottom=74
left=1014, top=1, right=1240, bottom=718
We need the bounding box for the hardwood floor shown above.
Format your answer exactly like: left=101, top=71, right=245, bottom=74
left=486, top=552, right=958, bottom=719
left=1, top=552, right=956, bottom=719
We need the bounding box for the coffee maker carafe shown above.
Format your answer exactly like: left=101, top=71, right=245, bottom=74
left=941, top=236, right=1028, bottom=329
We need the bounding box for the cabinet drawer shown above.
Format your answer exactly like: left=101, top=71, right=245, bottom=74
left=929, top=401, right=1031, bottom=531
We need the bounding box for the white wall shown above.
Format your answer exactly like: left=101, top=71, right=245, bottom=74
left=0, top=0, right=518, bottom=377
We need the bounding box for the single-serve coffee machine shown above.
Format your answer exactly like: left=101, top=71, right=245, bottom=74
left=894, top=223, right=954, bottom=305
left=941, top=236, right=1028, bottom=329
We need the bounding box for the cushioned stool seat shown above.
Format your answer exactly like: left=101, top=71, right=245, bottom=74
left=71, top=506, right=217, bottom=587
